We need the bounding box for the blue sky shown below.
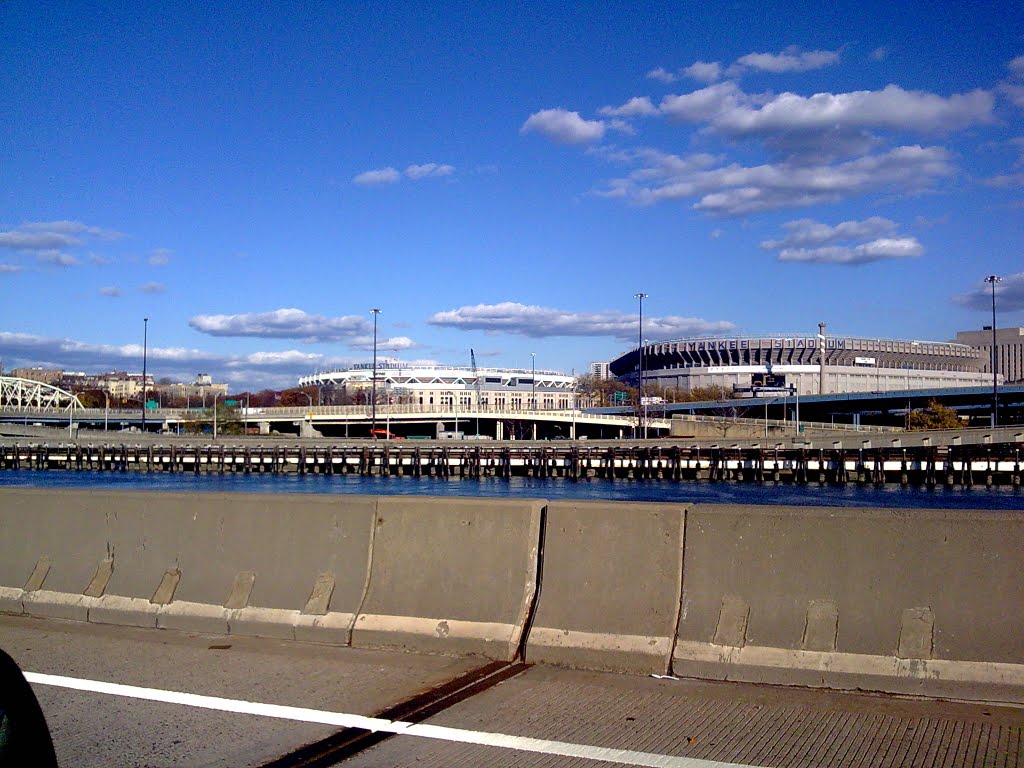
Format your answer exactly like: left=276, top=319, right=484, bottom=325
left=2, top=1, right=1022, bottom=390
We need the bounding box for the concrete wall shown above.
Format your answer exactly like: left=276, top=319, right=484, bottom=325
left=525, top=501, right=685, bottom=674
left=0, top=488, right=376, bottom=643
left=0, top=488, right=1021, bottom=703
left=673, top=504, right=1024, bottom=701
left=352, top=496, right=543, bottom=660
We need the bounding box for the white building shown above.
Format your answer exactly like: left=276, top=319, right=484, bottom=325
left=955, top=327, right=1024, bottom=384
left=299, top=363, right=578, bottom=410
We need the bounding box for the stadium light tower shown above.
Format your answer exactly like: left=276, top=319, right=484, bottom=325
left=141, top=317, right=148, bottom=434
left=634, top=292, right=648, bottom=438
left=531, top=352, right=536, bottom=409
left=370, top=308, right=381, bottom=436
left=984, top=275, right=1001, bottom=427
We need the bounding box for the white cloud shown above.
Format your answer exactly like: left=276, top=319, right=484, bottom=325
left=602, top=144, right=953, bottom=216
left=404, top=163, right=455, bottom=179
left=0, top=264, right=24, bottom=273
left=19, top=220, right=124, bottom=239
left=349, top=335, right=417, bottom=352
left=140, top=282, right=166, bottom=294
left=870, top=47, right=888, bottom=62
left=731, top=47, right=840, bottom=74
left=428, top=301, right=734, bottom=341
left=659, top=82, right=746, bottom=122
left=37, top=252, right=79, bottom=267
left=683, top=61, right=722, bottom=83
left=190, top=308, right=375, bottom=343
left=520, top=108, right=606, bottom=144
left=0, top=230, right=79, bottom=251
left=953, top=272, right=1024, bottom=312
left=0, top=330, right=369, bottom=390
left=712, top=85, right=994, bottom=135
left=148, top=248, right=172, bottom=266
left=599, top=97, right=658, bottom=118
left=0, top=220, right=125, bottom=266
left=99, top=286, right=121, bottom=297
left=760, top=217, right=898, bottom=249
left=777, top=237, right=923, bottom=265
left=985, top=172, right=1024, bottom=188
left=1000, top=83, right=1024, bottom=109
left=1009, top=56, right=1024, bottom=79
left=352, top=167, right=401, bottom=185
left=762, top=217, right=923, bottom=265
left=646, top=67, right=678, bottom=83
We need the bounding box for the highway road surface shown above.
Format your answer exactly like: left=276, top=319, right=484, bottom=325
left=2, top=614, right=1020, bottom=767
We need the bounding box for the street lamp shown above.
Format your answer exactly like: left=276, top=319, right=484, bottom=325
left=141, top=317, right=148, bottom=434
left=531, top=352, right=536, bottom=410
left=212, top=392, right=221, bottom=441
left=634, top=293, right=648, bottom=438
left=985, top=275, right=1002, bottom=427
left=370, top=308, right=381, bottom=435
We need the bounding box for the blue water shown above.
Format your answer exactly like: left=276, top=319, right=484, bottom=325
left=1, top=470, right=1021, bottom=509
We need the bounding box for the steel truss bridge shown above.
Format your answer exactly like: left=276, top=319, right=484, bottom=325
left=0, top=377, right=83, bottom=412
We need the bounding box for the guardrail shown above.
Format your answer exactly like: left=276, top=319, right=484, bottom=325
left=0, top=405, right=661, bottom=424
left=669, top=413, right=901, bottom=433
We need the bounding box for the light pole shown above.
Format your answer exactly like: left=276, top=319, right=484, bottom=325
left=985, top=275, right=1001, bottom=427
left=634, top=292, right=647, bottom=438
left=212, top=392, right=220, bottom=441
left=141, top=317, right=148, bottom=434
left=370, top=308, right=381, bottom=436
left=531, top=353, right=536, bottom=409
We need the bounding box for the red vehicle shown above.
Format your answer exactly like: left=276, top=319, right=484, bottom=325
left=370, top=429, right=405, bottom=440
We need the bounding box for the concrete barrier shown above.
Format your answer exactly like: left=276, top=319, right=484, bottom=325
left=350, top=495, right=543, bottom=660
left=3, top=488, right=1022, bottom=703
left=525, top=501, right=686, bottom=675
left=0, top=488, right=376, bottom=643
left=672, top=504, right=1024, bottom=703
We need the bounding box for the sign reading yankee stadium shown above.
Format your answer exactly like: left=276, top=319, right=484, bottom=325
left=676, top=337, right=845, bottom=351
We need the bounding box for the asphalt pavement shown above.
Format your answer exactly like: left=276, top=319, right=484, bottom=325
left=1, top=614, right=1020, bottom=768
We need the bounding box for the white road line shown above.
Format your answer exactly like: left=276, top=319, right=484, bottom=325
left=25, top=671, right=761, bottom=768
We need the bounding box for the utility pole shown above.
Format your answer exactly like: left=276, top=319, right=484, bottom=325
left=818, top=322, right=827, bottom=395
left=141, top=317, right=148, bottom=434
left=984, top=275, right=1001, bottom=427
left=370, top=308, right=381, bottom=436
left=633, top=293, right=647, bottom=438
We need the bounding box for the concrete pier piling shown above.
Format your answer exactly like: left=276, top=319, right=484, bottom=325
left=3, top=440, right=1024, bottom=486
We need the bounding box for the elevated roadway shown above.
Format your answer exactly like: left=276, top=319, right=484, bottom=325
left=0, top=403, right=668, bottom=440
left=610, top=384, right=1024, bottom=427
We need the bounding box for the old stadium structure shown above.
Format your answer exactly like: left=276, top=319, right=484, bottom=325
left=299, top=363, right=578, bottom=410
left=609, top=332, right=995, bottom=397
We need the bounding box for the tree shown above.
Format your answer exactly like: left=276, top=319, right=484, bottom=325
left=908, top=400, right=965, bottom=431
left=682, top=385, right=731, bottom=402
left=76, top=389, right=107, bottom=408
left=181, top=404, right=243, bottom=435
left=574, top=373, right=635, bottom=408
left=279, top=386, right=319, bottom=407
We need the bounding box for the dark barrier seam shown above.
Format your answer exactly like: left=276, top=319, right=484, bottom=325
left=515, top=502, right=548, bottom=663
left=667, top=504, right=689, bottom=677
left=348, top=496, right=380, bottom=642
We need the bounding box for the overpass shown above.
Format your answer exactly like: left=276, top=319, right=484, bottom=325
left=0, top=398, right=669, bottom=440
left=595, top=383, right=1024, bottom=427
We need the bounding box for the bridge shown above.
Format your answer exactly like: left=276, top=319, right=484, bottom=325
left=0, top=487, right=1021, bottom=766
left=596, top=383, right=1024, bottom=427
left=0, top=376, right=82, bottom=412
left=0, top=396, right=669, bottom=442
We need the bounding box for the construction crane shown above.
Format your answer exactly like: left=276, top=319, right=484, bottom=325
left=470, top=349, right=482, bottom=437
